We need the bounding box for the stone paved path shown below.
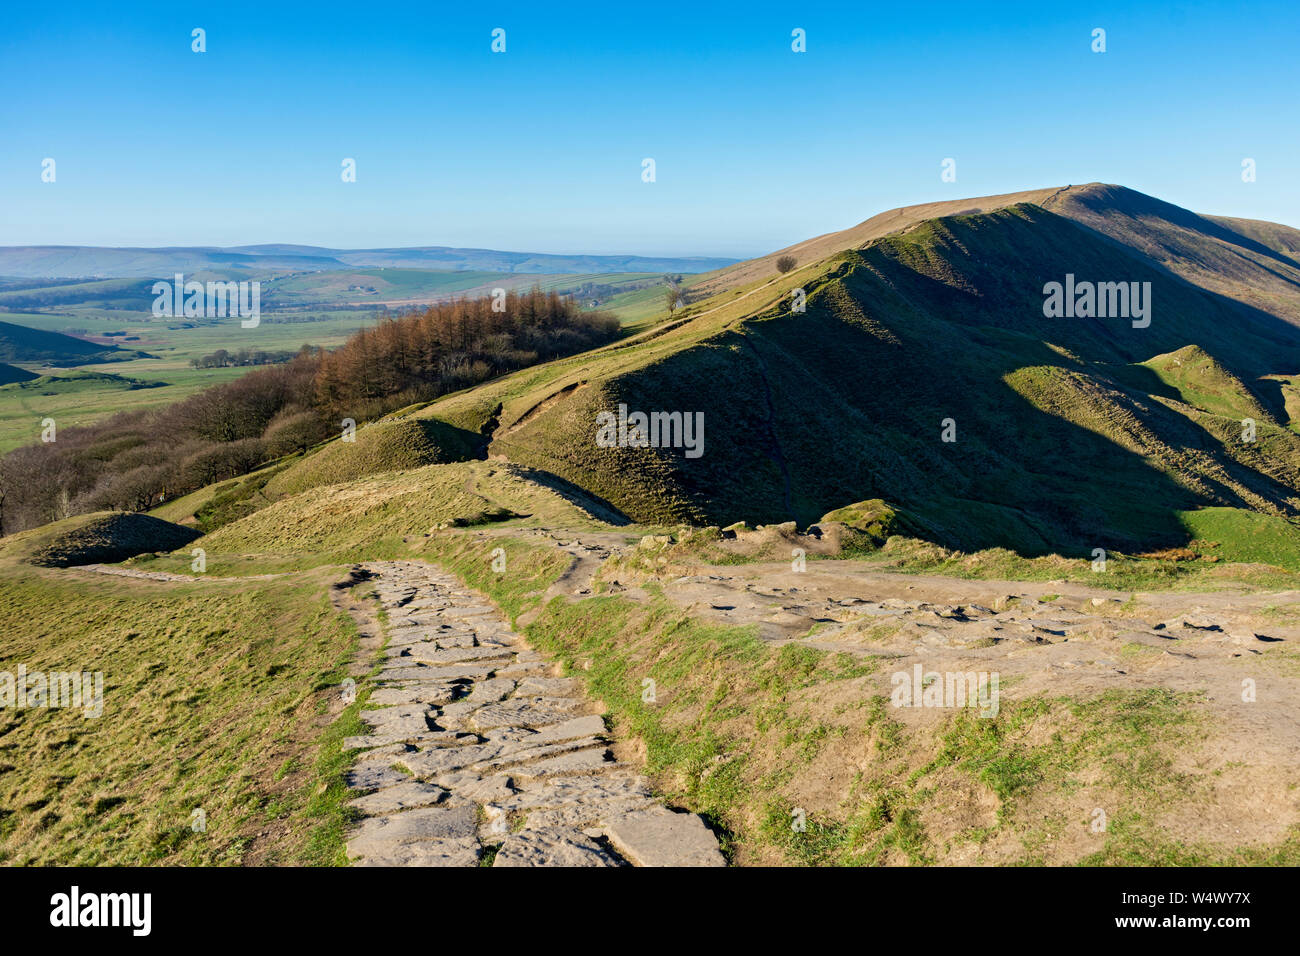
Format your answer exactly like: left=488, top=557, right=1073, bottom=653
left=342, top=560, right=726, bottom=867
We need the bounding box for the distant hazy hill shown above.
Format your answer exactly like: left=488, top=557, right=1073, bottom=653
left=0, top=244, right=738, bottom=279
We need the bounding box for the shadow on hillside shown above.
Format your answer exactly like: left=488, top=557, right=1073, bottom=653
left=651, top=205, right=1300, bottom=557
left=515, top=466, right=632, bottom=526
left=1062, top=184, right=1300, bottom=273
left=1252, top=377, right=1297, bottom=425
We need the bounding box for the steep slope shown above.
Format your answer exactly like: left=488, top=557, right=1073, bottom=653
left=1207, top=215, right=1300, bottom=260
left=1047, top=184, right=1300, bottom=329
left=400, top=197, right=1300, bottom=557
left=693, top=183, right=1300, bottom=340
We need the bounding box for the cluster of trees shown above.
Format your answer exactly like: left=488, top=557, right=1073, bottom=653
left=190, top=347, right=297, bottom=369
left=313, top=288, right=619, bottom=417
left=0, top=351, right=323, bottom=532
left=0, top=288, right=619, bottom=534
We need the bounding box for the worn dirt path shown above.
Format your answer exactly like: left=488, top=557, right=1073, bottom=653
left=77, top=563, right=289, bottom=582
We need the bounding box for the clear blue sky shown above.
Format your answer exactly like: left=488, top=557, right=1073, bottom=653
left=2, top=0, right=1296, bottom=257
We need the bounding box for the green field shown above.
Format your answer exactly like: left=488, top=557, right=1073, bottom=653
left=262, top=269, right=516, bottom=305
left=0, top=563, right=364, bottom=865
left=1177, top=507, right=1300, bottom=571
left=0, top=308, right=384, bottom=452
left=0, top=367, right=257, bottom=453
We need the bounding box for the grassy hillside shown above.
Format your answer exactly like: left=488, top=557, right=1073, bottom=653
left=14, top=511, right=201, bottom=567
left=0, top=319, right=134, bottom=364
left=0, top=366, right=247, bottom=455
left=261, top=269, right=662, bottom=311
left=687, top=185, right=1067, bottom=299
left=0, top=276, right=161, bottom=311
left=415, top=529, right=1300, bottom=865
left=690, top=182, right=1300, bottom=336
left=261, top=268, right=515, bottom=307
left=387, top=202, right=1300, bottom=561
left=2, top=369, right=166, bottom=395
left=262, top=419, right=480, bottom=499
left=1139, top=345, right=1275, bottom=421
left=1051, top=185, right=1300, bottom=328
left=0, top=510, right=371, bottom=865
left=189, top=460, right=615, bottom=570
left=91, top=185, right=1300, bottom=567
left=1177, top=506, right=1300, bottom=571
left=7, top=450, right=1293, bottom=867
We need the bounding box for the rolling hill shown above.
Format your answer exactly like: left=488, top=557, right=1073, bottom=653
left=0, top=363, right=37, bottom=385
left=373, top=184, right=1300, bottom=558
left=0, top=319, right=143, bottom=365
left=7, top=182, right=1300, bottom=564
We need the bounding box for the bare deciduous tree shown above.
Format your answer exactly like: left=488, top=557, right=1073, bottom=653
left=665, top=285, right=686, bottom=315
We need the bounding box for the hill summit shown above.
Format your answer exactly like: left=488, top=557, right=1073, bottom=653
left=386, top=183, right=1300, bottom=557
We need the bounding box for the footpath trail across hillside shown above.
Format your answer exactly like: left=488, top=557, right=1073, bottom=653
left=79, top=563, right=289, bottom=583
left=339, top=560, right=725, bottom=867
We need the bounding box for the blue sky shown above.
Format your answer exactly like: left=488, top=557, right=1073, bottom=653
left=2, top=0, right=1297, bottom=256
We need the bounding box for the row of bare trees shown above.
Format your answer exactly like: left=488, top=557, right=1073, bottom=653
left=315, top=288, right=616, bottom=411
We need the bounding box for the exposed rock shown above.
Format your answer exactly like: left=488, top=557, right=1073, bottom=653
left=346, top=805, right=478, bottom=859
left=348, top=782, right=448, bottom=814
left=492, top=828, right=621, bottom=867
left=602, top=808, right=726, bottom=867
